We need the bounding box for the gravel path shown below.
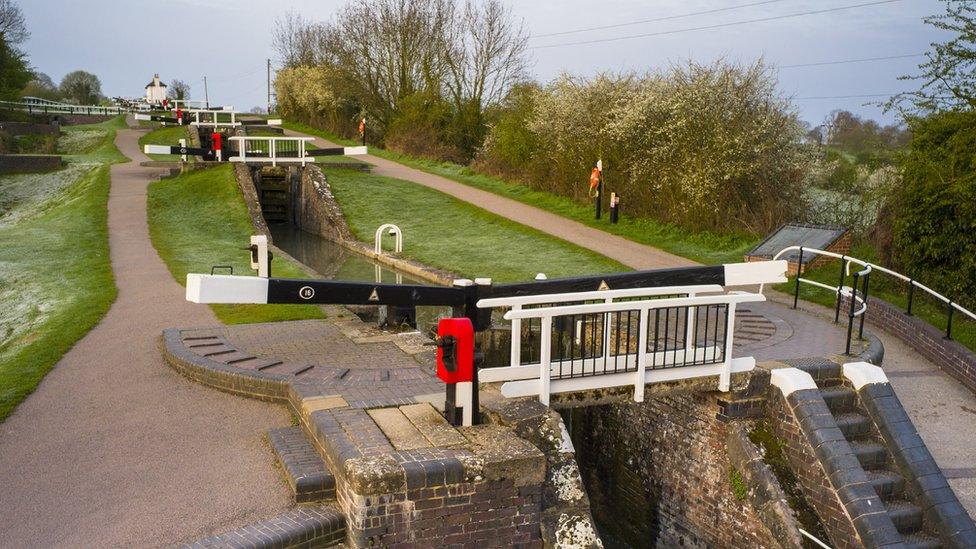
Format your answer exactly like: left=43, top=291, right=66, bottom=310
left=0, top=119, right=292, bottom=548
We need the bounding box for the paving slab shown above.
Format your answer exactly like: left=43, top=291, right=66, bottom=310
left=401, top=402, right=468, bottom=447
left=368, top=407, right=432, bottom=451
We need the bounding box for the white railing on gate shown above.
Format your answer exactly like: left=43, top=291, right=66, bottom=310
left=477, top=286, right=764, bottom=405
left=228, top=136, right=315, bottom=166
left=188, top=109, right=241, bottom=128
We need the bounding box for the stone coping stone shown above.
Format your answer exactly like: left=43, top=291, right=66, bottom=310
left=306, top=403, right=545, bottom=497
left=367, top=407, right=430, bottom=451
left=400, top=403, right=468, bottom=447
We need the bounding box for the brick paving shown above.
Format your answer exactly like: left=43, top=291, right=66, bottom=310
left=179, top=319, right=442, bottom=408
left=268, top=427, right=336, bottom=502
left=182, top=504, right=345, bottom=549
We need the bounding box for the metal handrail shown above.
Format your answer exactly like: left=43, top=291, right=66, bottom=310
left=767, top=245, right=974, bottom=342
left=0, top=99, right=127, bottom=116
left=798, top=528, right=832, bottom=548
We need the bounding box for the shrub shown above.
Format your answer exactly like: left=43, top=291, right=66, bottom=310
left=478, top=60, right=810, bottom=234
left=890, top=110, right=976, bottom=307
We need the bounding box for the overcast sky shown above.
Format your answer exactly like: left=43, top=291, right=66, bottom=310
left=21, top=0, right=945, bottom=125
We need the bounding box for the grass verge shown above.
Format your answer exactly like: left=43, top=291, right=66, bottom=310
left=325, top=167, right=626, bottom=282
left=773, top=243, right=976, bottom=354
left=283, top=120, right=758, bottom=265
left=0, top=115, right=131, bottom=421
left=147, top=163, right=325, bottom=324
left=0, top=115, right=133, bottom=422
left=138, top=124, right=192, bottom=161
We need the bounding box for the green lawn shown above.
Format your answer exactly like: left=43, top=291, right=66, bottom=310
left=59, top=116, right=128, bottom=164
left=774, top=243, right=976, bottom=354
left=147, top=163, right=325, bottom=324
left=325, top=167, right=626, bottom=282
left=283, top=120, right=758, bottom=265
left=0, top=115, right=129, bottom=422
left=138, top=124, right=192, bottom=161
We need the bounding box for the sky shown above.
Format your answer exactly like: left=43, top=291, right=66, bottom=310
left=20, top=0, right=946, bottom=125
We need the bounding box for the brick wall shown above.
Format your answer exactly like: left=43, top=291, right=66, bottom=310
left=767, top=388, right=906, bottom=548
left=0, top=122, right=58, bottom=135
left=339, top=477, right=542, bottom=547
left=570, top=392, right=780, bottom=548
left=0, top=154, right=61, bottom=174
left=767, top=389, right=861, bottom=546
left=845, top=294, right=976, bottom=393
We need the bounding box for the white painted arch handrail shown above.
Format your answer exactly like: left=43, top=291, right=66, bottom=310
left=374, top=224, right=403, bottom=254
left=768, top=245, right=976, bottom=323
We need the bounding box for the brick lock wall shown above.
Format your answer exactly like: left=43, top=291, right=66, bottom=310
left=0, top=154, right=61, bottom=174
left=338, top=474, right=542, bottom=547
left=571, top=392, right=779, bottom=548
left=845, top=294, right=976, bottom=393
left=767, top=390, right=862, bottom=548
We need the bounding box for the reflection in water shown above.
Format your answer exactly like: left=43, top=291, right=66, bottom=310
left=269, top=225, right=450, bottom=335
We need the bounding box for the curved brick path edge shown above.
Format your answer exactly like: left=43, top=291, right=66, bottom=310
left=0, top=117, right=293, bottom=547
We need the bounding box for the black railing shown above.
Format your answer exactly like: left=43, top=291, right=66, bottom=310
left=513, top=301, right=730, bottom=381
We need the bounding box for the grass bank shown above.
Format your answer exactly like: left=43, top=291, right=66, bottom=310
left=283, top=120, right=758, bottom=265
left=774, top=243, right=976, bottom=354
left=0, top=116, right=127, bottom=422
left=147, top=163, right=324, bottom=324
left=325, top=167, right=626, bottom=282
left=138, top=124, right=192, bottom=161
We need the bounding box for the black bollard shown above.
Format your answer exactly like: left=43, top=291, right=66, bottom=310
left=609, top=193, right=620, bottom=224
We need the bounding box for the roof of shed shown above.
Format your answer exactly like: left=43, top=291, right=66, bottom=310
left=747, top=223, right=848, bottom=263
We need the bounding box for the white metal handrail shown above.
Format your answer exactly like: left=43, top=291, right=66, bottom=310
left=798, top=528, right=832, bottom=548
left=478, top=287, right=764, bottom=405
left=374, top=224, right=403, bottom=284
left=0, top=99, right=127, bottom=116
left=768, top=245, right=976, bottom=323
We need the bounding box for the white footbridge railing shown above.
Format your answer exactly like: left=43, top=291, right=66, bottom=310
left=477, top=284, right=768, bottom=405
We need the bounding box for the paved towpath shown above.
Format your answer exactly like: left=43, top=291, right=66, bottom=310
left=286, top=125, right=976, bottom=517
left=0, top=118, right=291, bottom=547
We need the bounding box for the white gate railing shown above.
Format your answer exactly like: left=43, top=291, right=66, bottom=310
left=228, top=136, right=315, bottom=166
left=477, top=285, right=764, bottom=405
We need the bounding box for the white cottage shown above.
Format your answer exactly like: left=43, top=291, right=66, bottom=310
left=145, top=74, right=167, bottom=105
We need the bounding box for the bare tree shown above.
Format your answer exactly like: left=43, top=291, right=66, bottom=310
left=0, top=0, right=27, bottom=45
left=328, top=0, right=453, bottom=127
left=444, top=0, right=528, bottom=111
left=272, top=11, right=324, bottom=67
left=167, top=79, right=191, bottom=100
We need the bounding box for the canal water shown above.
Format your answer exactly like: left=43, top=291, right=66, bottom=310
left=269, top=225, right=452, bottom=336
